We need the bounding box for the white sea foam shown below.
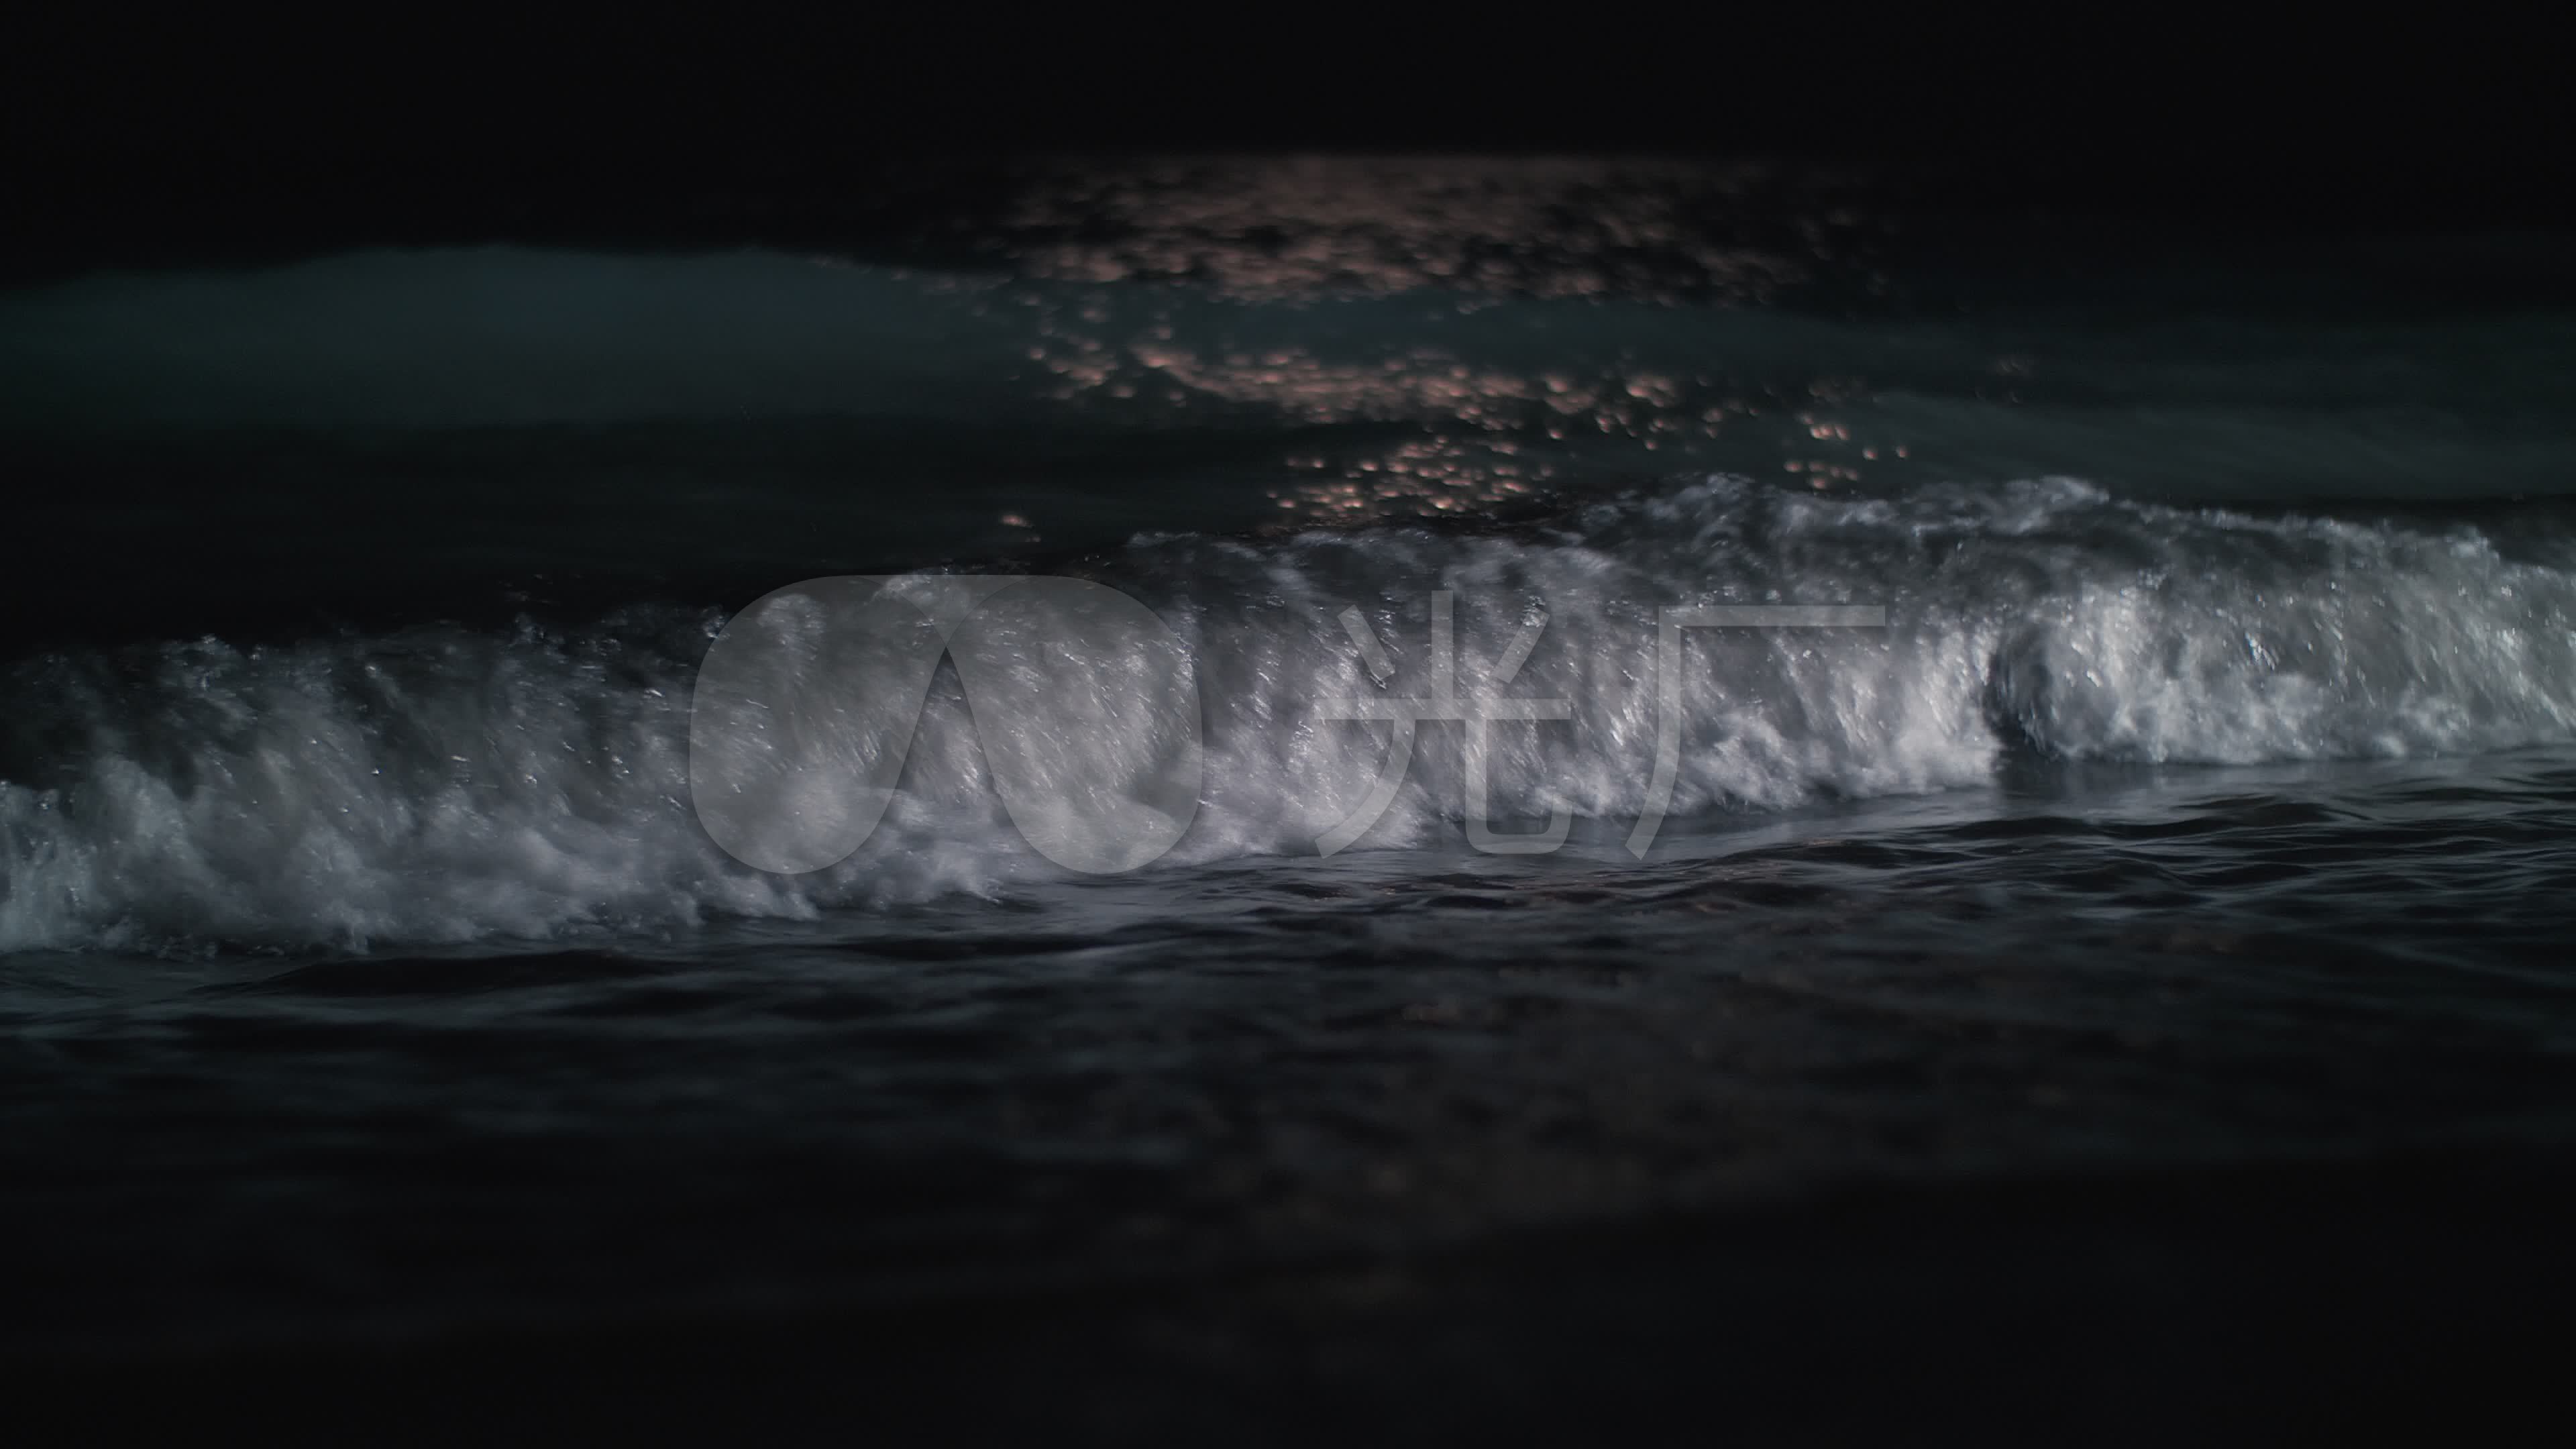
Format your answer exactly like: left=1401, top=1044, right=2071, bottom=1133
left=4, top=477, right=2573, bottom=950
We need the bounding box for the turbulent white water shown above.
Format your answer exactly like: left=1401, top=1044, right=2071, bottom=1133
left=5, top=476, right=2573, bottom=951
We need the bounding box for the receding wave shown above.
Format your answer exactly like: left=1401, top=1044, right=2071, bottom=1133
left=5, top=476, right=2573, bottom=951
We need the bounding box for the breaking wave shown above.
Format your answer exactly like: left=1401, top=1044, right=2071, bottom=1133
left=5, top=476, right=2573, bottom=950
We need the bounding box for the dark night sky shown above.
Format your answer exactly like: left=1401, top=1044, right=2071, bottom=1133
left=3, top=13, right=2567, bottom=274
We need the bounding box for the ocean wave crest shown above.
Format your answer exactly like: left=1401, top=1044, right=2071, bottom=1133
left=5, top=476, right=2573, bottom=950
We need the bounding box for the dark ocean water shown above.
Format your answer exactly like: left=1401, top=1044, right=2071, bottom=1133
left=5, top=159, right=2576, bottom=1438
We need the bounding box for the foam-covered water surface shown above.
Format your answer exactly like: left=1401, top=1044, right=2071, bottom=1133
left=7, top=476, right=2575, bottom=951
left=9, top=744, right=2576, bottom=1345
left=4, top=162, right=2575, bottom=1382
